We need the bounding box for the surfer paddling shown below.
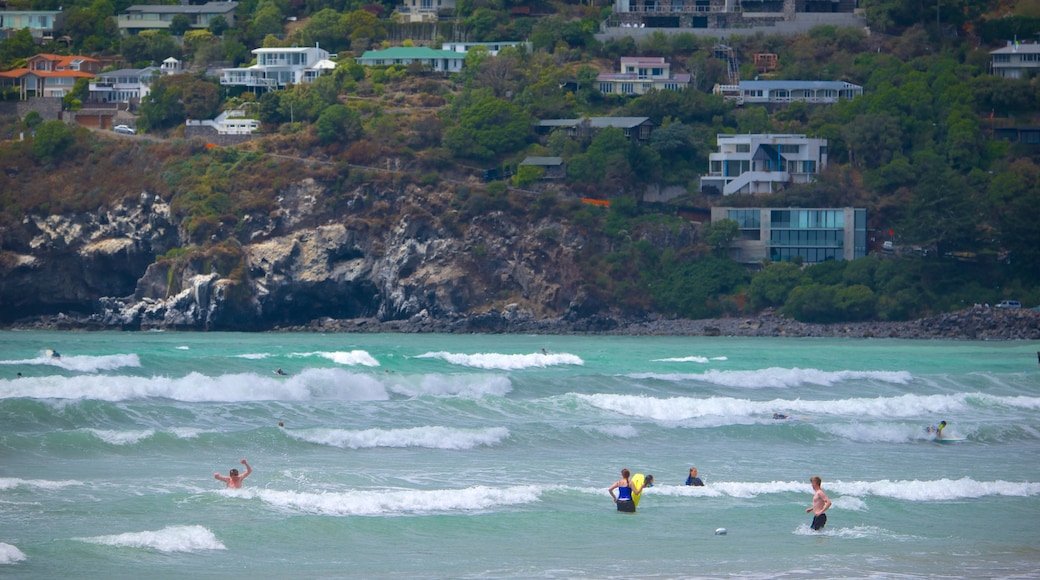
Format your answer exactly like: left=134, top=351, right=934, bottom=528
left=215, top=458, right=252, bottom=488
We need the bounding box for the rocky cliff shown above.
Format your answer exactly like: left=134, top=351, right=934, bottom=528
left=0, top=177, right=649, bottom=330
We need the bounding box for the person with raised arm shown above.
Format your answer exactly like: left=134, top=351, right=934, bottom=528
left=215, top=458, right=252, bottom=488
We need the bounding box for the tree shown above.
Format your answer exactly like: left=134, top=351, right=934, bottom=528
left=315, top=104, right=363, bottom=144
left=169, top=14, right=192, bottom=37
left=0, top=28, right=37, bottom=62
left=138, top=74, right=186, bottom=131
left=183, top=79, right=220, bottom=120
left=748, top=261, right=805, bottom=310
left=32, top=120, right=76, bottom=164
left=700, top=218, right=739, bottom=256
left=208, top=15, right=229, bottom=36
left=442, top=91, right=531, bottom=162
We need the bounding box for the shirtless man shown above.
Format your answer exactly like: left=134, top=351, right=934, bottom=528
left=215, top=458, right=252, bottom=488
left=806, top=475, right=832, bottom=531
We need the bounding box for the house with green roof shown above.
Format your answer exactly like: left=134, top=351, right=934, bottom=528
left=356, top=47, right=466, bottom=74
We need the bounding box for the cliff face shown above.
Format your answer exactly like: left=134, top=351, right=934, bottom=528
left=0, top=177, right=633, bottom=330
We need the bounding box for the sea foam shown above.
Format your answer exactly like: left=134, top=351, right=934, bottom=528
left=415, top=351, right=584, bottom=370
left=386, top=374, right=513, bottom=398
left=0, top=477, right=82, bottom=491
left=652, top=356, right=728, bottom=363
left=0, top=352, right=141, bottom=373
left=76, top=525, right=225, bottom=553
left=575, top=392, right=982, bottom=422
left=628, top=367, right=913, bottom=388
left=297, top=350, right=380, bottom=367
left=0, top=368, right=390, bottom=402
left=87, top=428, right=156, bottom=445
left=623, top=478, right=1040, bottom=502
left=0, top=543, right=26, bottom=564
left=250, top=485, right=538, bottom=517
left=287, top=426, right=509, bottom=450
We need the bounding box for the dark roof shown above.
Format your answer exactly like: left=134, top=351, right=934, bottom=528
left=535, top=117, right=653, bottom=129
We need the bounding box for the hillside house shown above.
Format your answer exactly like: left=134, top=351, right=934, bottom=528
left=597, top=56, right=691, bottom=95
left=117, top=2, right=238, bottom=34
left=701, top=133, right=827, bottom=195
left=221, top=46, right=335, bottom=90
left=711, top=207, right=867, bottom=264
left=356, top=47, right=467, bottom=73
left=0, top=53, right=99, bottom=99
left=534, top=117, right=655, bottom=142
left=990, top=41, right=1040, bottom=79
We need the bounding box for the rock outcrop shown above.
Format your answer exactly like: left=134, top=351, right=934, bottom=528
left=2, top=177, right=1036, bottom=340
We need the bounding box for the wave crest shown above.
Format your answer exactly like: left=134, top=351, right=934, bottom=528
left=251, top=485, right=537, bottom=516
left=416, top=351, right=584, bottom=370
left=76, top=525, right=225, bottom=553
left=288, top=426, right=509, bottom=450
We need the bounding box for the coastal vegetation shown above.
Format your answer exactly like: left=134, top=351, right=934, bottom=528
left=1, top=0, right=1039, bottom=325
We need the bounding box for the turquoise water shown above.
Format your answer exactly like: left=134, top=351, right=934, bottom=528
left=1, top=331, right=1038, bottom=578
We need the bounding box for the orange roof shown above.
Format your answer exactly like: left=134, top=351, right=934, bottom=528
left=0, top=68, right=95, bottom=79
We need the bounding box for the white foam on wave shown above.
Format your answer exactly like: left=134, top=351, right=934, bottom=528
left=249, top=485, right=538, bottom=517
left=235, top=353, right=270, bottom=360
left=415, top=351, right=584, bottom=370
left=628, top=478, right=1040, bottom=502
left=0, top=543, right=27, bottom=564
left=0, top=477, right=82, bottom=491
left=287, top=426, right=509, bottom=450
left=87, top=428, right=155, bottom=445
left=175, top=346, right=189, bottom=350
left=0, top=367, right=389, bottom=402
left=586, top=424, right=639, bottom=438
left=0, top=352, right=141, bottom=373
left=295, top=350, right=380, bottom=367
left=792, top=524, right=914, bottom=540
left=387, top=374, right=513, bottom=398
left=575, top=392, right=978, bottom=422
left=652, top=356, right=728, bottom=363
left=628, top=367, right=912, bottom=388
left=170, top=427, right=204, bottom=439
left=76, top=525, right=225, bottom=553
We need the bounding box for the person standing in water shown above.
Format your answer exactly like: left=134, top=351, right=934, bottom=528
left=608, top=468, right=641, bottom=513
left=806, top=475, right=832, bottom=531
left=215, top=459, right=252, bottom=488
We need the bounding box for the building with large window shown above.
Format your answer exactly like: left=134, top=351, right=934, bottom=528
left=990, top=41, right=1040, bottom=79
left=0, top=53, right=99, bottom=99
left=597, top=56, right=691, bottom=95
left=117, top=2, right=238, bottom=34
left=221, top=46, right=336, bottom=90
left=711, top=207, right=867, bottom=264
left=0, top=9, right=64, bottom=41
left=356, top=47, right=466, bottom=73
left=701, top=133, right=827, bottom=195
left=713, top=79, right=862, bottom=105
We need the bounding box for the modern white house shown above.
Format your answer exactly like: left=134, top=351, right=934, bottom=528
left=710, top=207, right=867, bottom=264
left=990, top=41, right=1040, bottom=79
left=186, top=109, right=259, bottom=135
left=88, top=66, right=160, bottom=103
left=356, top=47, right=466, bottom=73
left=597, top=56, right=691, bottom=95
left=713, top=80, right=862, bottom=105
left=220, top=46, right=336, bottom=90
left=701, top=134, right=827, bottom=196
left=440, top=41, right=531, bottom=56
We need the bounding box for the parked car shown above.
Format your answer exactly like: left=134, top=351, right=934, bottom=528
left=113, top=125, right=136, bottom=135
left=996, top=300, right=1022, bottom=309
left=882, top=241, right=894, bottom=252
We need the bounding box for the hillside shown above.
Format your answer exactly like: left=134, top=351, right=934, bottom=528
left=0, top=0, right=1039, bottom=330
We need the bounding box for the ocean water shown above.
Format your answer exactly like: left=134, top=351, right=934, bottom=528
left=1, top=331, right=1038, bottom=579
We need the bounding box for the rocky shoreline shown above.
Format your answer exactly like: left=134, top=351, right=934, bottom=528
left=7, top=303, right=1039, bottom=341
left=277, top=304, right=1040, bottom=340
